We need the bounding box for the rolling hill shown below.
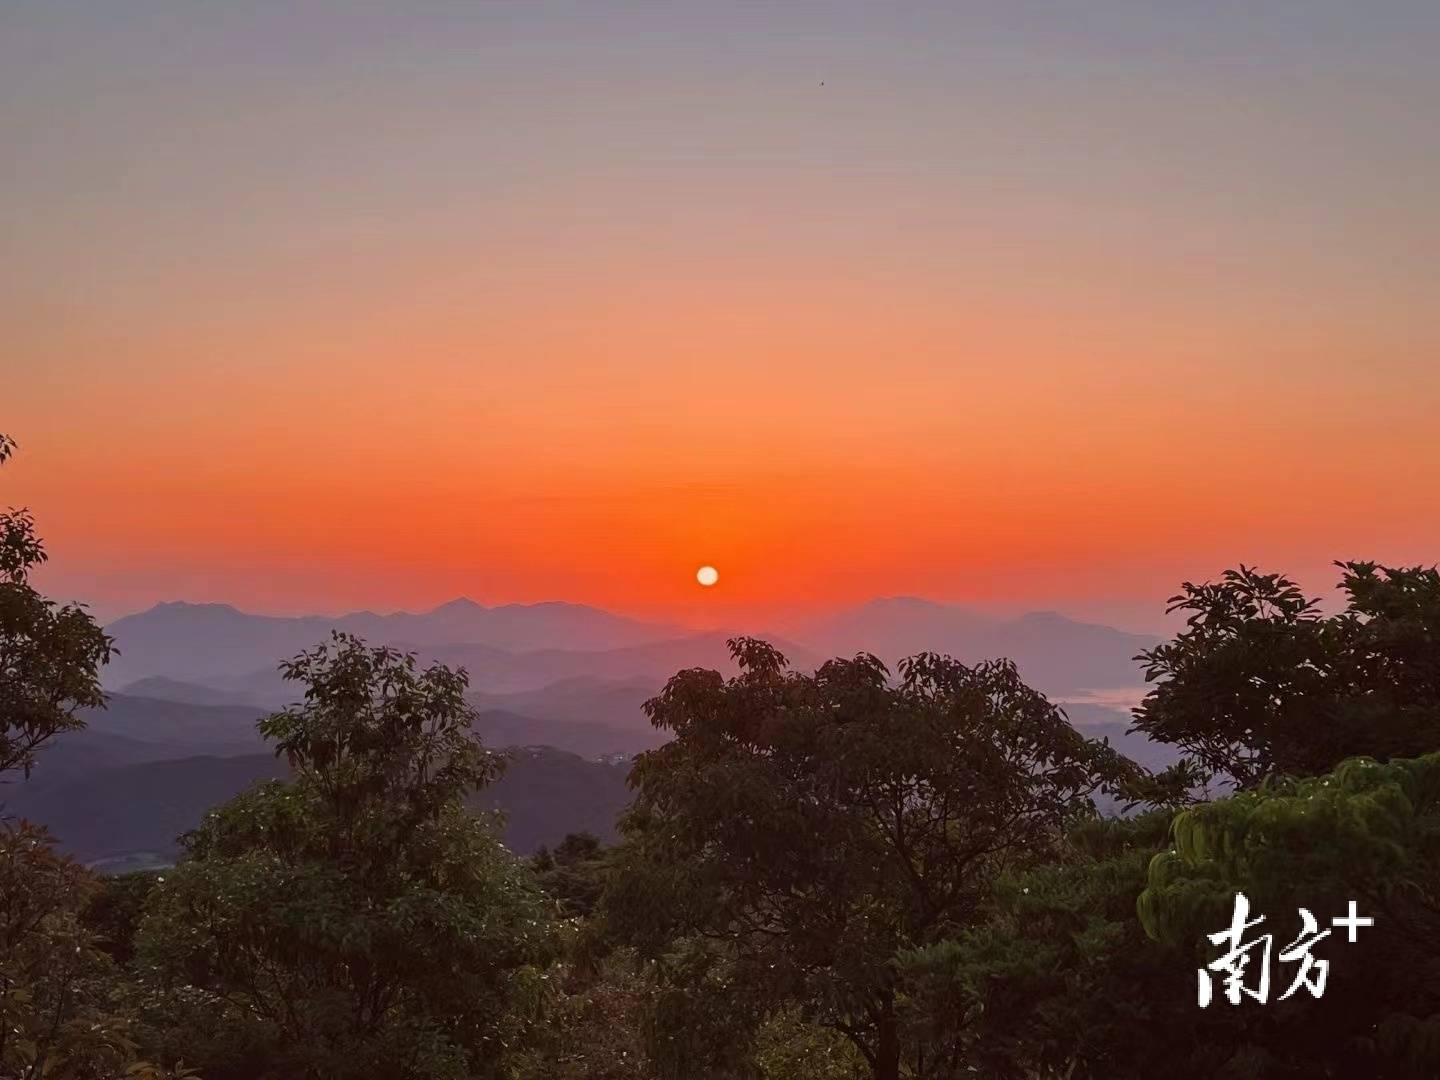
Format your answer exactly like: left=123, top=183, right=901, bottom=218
left=4, top=746, right=631, bottom=865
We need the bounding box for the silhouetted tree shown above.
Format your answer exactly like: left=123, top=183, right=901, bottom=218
left=138, top=635, right=552, bottom=1079
left=896, top=812, right=1234, bottom=1079
left=0, top=822, right=193, bottom=1079
left=1133, top=562, right=1440, bottom=788
left=0, top=433, right=182, bottom=1079
left=0, top=432, right=114, bottom=779
left=532, top=831, right=609, bottom=918
left=608, top=638, right=1139, bottom=1080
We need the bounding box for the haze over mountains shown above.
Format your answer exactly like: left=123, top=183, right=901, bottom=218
left=104, top=595, right=1154, bottom=702
left=6, top=594, right=1173, bottom=870
left=100, top=597, right=685, bottom=688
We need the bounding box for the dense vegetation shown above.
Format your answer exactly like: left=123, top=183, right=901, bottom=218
left=6, top=428, right=1440, bottom=1078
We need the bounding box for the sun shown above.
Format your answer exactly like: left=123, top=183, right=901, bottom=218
left=696, top=565, right=719, bottom=587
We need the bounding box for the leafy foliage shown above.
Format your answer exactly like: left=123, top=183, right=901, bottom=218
left=896, top=812, right=1241, bottom=1079
left=0, top=434, right=183, bottom=1080
left=514, top=946, right=659, bottom=1080
left=1139, top=753, right=1440, bottom=1076
left=0, top=433, right=114, bottom=779
left=1133, top=562, right=1440, bottom=788
left=532, top=831, right=610, bottom=919
left=136, top=634, right=553, bottom=1079
left=0, top=822, right=190, bottom=1080
left=84, top=871, right=162, bottom=967
left=608, top=638, right=1139, bottom=1079
left=752, top=1008, right=869, bottom=1080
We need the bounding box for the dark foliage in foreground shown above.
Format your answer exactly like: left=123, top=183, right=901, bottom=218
left=607, top=638, right=1138, bottom=1079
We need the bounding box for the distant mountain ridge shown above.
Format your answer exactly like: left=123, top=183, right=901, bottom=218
left=103, top=594, right=1155, bottom=720
left=13, top=592, right=1174, bottom=874
left=6, top=692, right=646, bottom=865
left=104, top=599, right=820, bottom=700
left=6, top=747, right=631, bottom=863
left=102, top=598, right=686, bottom=686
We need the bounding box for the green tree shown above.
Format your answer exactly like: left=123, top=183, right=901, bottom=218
left=752, top=1008, right=869, bottom=1080
left=83, top=871, right=162, bottom=968
left=1139, top=753, right=1440, bottom=1077
left=513, top=944, right=659, bottom=1080
left=0, top=434, right=180, bottom=1080
left=608, top=639, right=1139, bottom=1080
left=0, top=821, right=188, bottom=1080
left=531, top=832, right=609, bottom=918
left=137, top=634, right=553, bottom=1080
left=0, top=433, right=114, bottom=778
left=1133, top=562, right=1440, bottom=788
left=896, top=812, right=1241, bottom=1079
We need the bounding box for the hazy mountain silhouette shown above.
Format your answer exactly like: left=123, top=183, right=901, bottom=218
left=97, top=596, right=1156, bottom=750
left=108, top=608, right=820, bottom=704
left=468, top=708, right=664, bottom=759
left=5, top=746, right=626, bottom=863
left=478, top=747, right=633, bottom=853
left=85, top=694, right=269, bottom=755
left=118, top=676, right=270, bottom=708
left=469, top=675, right=657, bottom=733
left=102, top=599, right=684, bottom=687
left=416, top=633, right=821, bottom=695
left=63, top=693, right=654, bottom=765
left=2, top=728, right=210, bottom=786
left=103, top=595, right=1153, bottom=703
left=8, top=633, right=1169, bottom=871
left=793, top=597, right=1156, bottom=696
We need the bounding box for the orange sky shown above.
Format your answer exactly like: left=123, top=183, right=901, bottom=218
left=5, top=3, right=1438, bottom=630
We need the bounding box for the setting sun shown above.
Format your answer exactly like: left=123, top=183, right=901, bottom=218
left=696, top=565, right=719, bottom=588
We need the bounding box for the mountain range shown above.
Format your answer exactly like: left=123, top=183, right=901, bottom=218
left=792, top=597, right=1156, bottom=696
left=7, top=594, right=1172, bottom=871
left=104, top=595, right=1155, bottom=701
left=99, top=597, right=685, bottom=688
left=1, top=694, right=637, bottom=865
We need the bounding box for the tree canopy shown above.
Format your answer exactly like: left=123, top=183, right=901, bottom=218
left=1139, top=753, right=1440, bottom=1076
left=137, top=634, right=553, bottom=1080
left=0, top=432, right=114, bottom=778
left=1133, top=562, right=1440, bottom=788
left=0, top=432, right=183, bottom=1079
left=608, top=638, right=1139, bottom=1080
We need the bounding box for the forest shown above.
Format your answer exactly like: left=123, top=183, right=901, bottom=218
left=5, top=429, right=1440, bottom=1080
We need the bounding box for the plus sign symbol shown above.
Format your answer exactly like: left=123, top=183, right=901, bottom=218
left=1332, top=900, right=1374, bottom=944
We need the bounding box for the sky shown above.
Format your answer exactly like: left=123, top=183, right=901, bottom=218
left=4, top=1, right=1438, bottom=631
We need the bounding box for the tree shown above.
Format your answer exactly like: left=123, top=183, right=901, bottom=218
left=0, top=821, right=180, bottom=1079
left=137, top=634, right=553, bottom=1080
left=531, top=832, right=611, bottom=919
left=0, top=823, right=118, bottom=1077
left=513, top=945, right=660, bottom=1080
left=0, top=432, right=114, bottom=779
left=83, top=870, right=162, bottom=967
left=0, top=434, right=181, bottom=1080
left=607, top=638, right=1139, bottom=1080
left=1132, top=562, right=1440, bottom=789
left=896, top=812, right=1241, bottom=1079
left=1138, top=753, right=1440, bottom=1077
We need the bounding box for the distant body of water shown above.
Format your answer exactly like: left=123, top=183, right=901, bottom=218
left=1059, top=687, right=1148, bottom=713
